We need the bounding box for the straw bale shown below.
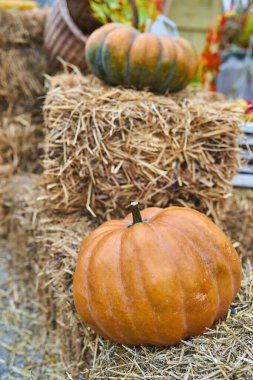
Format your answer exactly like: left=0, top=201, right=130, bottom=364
left=36, top=212, right=97, bottom=346
left=0, top=47, right=49, bottom=113
left=0, top=8, right=47, bottom=47
left=43, top=72, right=241, bottom=221
left=0, top=173, right=58, bottom=322
left=0, top=8, right=50, bottom=113
left=37, top=213, right=253, bottom=378
left=0, top=113, right=44, bottom=237
left=0, top=113, right=44, bottom=176
left=0, top=176, right=8, bottom=238
left=0, top=239, right=65, bottom=378
left=3, top=174, right=43, bottom=281
left=222, top=189, right=253, bottom=261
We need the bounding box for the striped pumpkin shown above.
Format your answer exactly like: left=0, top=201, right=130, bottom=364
left=85, top=23, right=198, bottom=93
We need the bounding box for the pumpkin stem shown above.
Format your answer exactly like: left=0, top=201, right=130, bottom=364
left=129, top=0, right=139, bottom=29
left=131, top=201, right=143, bottom=224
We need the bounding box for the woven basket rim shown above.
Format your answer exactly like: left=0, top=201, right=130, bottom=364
left=58, top=0, right=87, bottom=43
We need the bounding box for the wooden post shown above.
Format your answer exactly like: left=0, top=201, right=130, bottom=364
left=163, top=0, right=173, bottom=15
left=144, top=18, right=152, bottom=33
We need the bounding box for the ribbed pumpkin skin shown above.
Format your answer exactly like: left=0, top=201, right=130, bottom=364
left=85, top=23, right=198, bottom=93
left=73, top=207, right=242, bottom=346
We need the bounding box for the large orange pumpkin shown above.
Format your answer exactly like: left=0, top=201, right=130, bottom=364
left=73, top=203, right=242, bottom=346
left=85, top=23, right=198, bottom=93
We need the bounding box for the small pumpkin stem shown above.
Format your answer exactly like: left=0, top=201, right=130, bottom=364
left=144, top=18, right=152, bottom=33
left=131, top=201, right=142, bottom=224
left=129, top=0, right=139, bottom=29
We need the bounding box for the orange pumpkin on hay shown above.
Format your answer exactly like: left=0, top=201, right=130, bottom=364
left=73, top=202, right=242, bottom=346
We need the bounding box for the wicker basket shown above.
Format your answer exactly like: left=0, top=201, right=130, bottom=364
left=44, top=0, right=88, bottom=71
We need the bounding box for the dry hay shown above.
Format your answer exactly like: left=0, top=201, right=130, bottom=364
left=36, top=212, right=97, bottom=349
left=0, top=176, right=9, bottom=238
left=43, top=72, right=241, bottom=222
left=0, top=8, right=46, bottom=47
left=0, top=48, right=49, bottom=114
left=0, top=113, right=44, bottom=237
left=222, top=189, right=253, bottom=261
left=2, top=174, right=43, bottom=282
left=0, top=113, right=44, bottom=176
left=0, top=239, right=65, bottom=379
left=0, top=8, right=50, bottom=113
left=0, top=173, right=59, bottom=326
left=37, top=213, right=253, bottom=378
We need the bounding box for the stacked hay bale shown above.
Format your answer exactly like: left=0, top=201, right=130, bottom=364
left=0, top=9, right=49, bottom=271
left=3, top=174, right=43, bottom=282
left=43, top=73, right=241, bottom=220
left=38, top=70, right=245, bottom=371
left=0, top=8, right=49, bottom=114
left=0, top=113, right=44, bottom=237
left=222, top=189, right=253, bottom=261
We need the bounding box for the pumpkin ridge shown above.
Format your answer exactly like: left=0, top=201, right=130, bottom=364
left=200, top=223, right=239, bottom=301
left=127, top=223, right=166, bottom=343
left=74, top=237, right=110, bottom=339
left=124, top=31, right=139, bottom=85
left=149, top=223, right=188, bottom=339
left=98, top=230, right=144, bottom=343
left=118, top=231, right=145, bottom=342
left=175, top=225, right=220, bottom=328
left=149, top=35, right=164, bottom=91
left=188, top=218, right=236, bottom=318
left=129, top=34, right=154, bottom=90
left=105, top=231, right=140, bottom=342
left=96, top=24, right=125, bottom=81
left=154, top=218, right=220, bottom=327
left=165, top=42, right=186, bottom=92
left=157, top=42, right=178, bottom=93
left=85, top=23, right=121, bottom=80
left=203, top=232, right=235, bottom=299
left=173, top=42, right=190, bottom=91
left=175, top=211, right=237, bottom=298
left=165, top=217, right=235, bottom=320
left=85, top=230, right=126, bottom=342
left=82, top=234, right=111, bottom=339
left=100, top=30, right=115, bottom=81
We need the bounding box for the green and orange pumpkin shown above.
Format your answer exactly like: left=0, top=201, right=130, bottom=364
left=85, top=23, right=198, bottom=93
left=73, top=202, right=242, bottom=346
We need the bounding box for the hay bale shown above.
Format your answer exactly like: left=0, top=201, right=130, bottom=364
left=0, top=48, right=49, bottom=113
left=0, top=8, right=49, bottom=113
left=36, top=213, right=97, bottom=362
left=222, top=189, right=253, bottom=261
left=0, top=113, right=44, bottom=176
left=0, top=113, right=44, bottom=236
left=1, top=173, right=59, bottom=323
left=0, top=9, right=46, bottom=47
left=43, top=72, right=241, bottom=221
left=3, top=174, right=42, bottom=280
left=37, top=212, right=253, bottom=377
left=0, top=240, right=64, bottom=379
left=0, top=176, right=9, bottom=238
